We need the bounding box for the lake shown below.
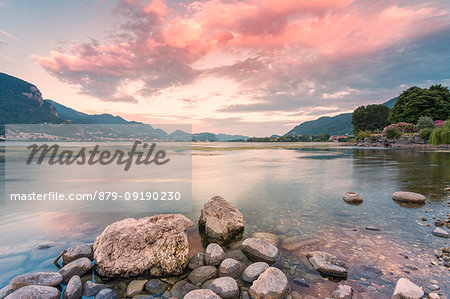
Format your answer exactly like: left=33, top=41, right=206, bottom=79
left=0, top=142, right=449, bottom=297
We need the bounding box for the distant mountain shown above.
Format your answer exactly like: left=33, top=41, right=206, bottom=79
left=285, top=98, right=397, bottom=136
left=216, top=134, right=248, bottom=141
left=0, top=72, right=63, bottom=134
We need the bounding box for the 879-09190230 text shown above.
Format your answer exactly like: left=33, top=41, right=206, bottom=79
left=9, top=191, right=182, bottom=201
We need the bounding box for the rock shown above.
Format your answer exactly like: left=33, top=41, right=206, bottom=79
left=145, top=279, right=169, bottom=294
left=241, top=291, right=250, bottom=299
left=427, top=284, right=440, bottom=291
left=187, top=266, right=218, bottom=285
left=0, top=285, right=13, bottom=299
left=365, top=226, right=380, bottom=231
left=63, top=275, right=82, bottom=299
left=126, top=280, right=148, bottom=297
left=198, top=196, right=244, bottom=245
left=94, top=214, right=193, bottom=277
left=84, top=281, right=111, bottom=296
left=10, top=272, right=63, bottom=290
left=292, top=277, right=310, bottom=288
left=188, top=252, right=205, bottom=270
left=392, top=191, right=426, bottom=203
left=288, top=291, right=303, bottom=299
left=59, top=257, right=93, bottom=284
left=241, top=238, right=281, bottom=264
left=281, top=235, right=304, bottom=251
left=133, top=296, right=156, bottom=299
left=330, top=284, right=353, bottom=299
left=249, top=267, right=290, bottom=299
left=432, top=227, right=450, bottom=238
left=307, top=251, right=348, bottom=278
left=252, top=232, right=279, bottom=246
left=183, top=289, right=221, bottom=299
left=428, top=293, right=440, bottom=299
left=63, top=244, right=94, bottom=264
left=242, top=262, right=269, bottom=283
left=226, top=249, right=250, bottom=264
left=169, top=280, right=197, bottom=298
left=95, top=288, right=118, bottom=299
left=205, top=243, right=226, bottom=266
left=218, top=258, right=244, bottom=279
left=445, top=187, right=450, bottom=192
left=342, top=192, right=363, bottom=203
left=5, top=286, right=60, bottom=299
left=206, top=277, right=239, bottom=299
left=392, top=278, right=424, bottom=299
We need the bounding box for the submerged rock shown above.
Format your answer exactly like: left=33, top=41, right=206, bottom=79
left=242, top=262, right=269, bottom=283
left=62, top=244, right=94, bottom=264
left=188, top=252, right=205, bottom=270
left=5, top=285, right=60, bottom=299
left=432, top=227, right=450, bottom=238
left=342, top=192, right=363, bottom=204
left=392, top=191, right=426, bottom=203
left=241, top=238, right=281, bottom=264
left=252, top=232, right=279, bottom=246
left=63, top=275, right=82, bottom=299
left=249, top=267, right=290, bottom=299
left=183, top=289, right=221, bottom=299
left=126, top=280, right=148, bottom=297
left=198, top=196, right=244, bottom=245
left=94, top=288, right=118, bottom=299
left=10, top=272, right=63, bottom=290
left=84, top=281, right=111, bottom=296
left=59, top=257, right=93, bottom=284
left=392, top=278, right=424, bottom=299
left=330, top=284, right=353, bottom=299
left=169, top=280, right=197, bottom=298
left=205, top=243, right=226, bottom=267
left=94, top=214, right=193, bottom=277
left=307, top=251, right=348, bottom=278
left=206, top=277, right=239, bottom=299
left=145, top=279, right=169, bottom=294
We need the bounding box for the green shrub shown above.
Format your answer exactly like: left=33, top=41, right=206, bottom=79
left=357, top=130, right=371, bottom=141
left=429, top=120, right=450, bottom=145
left=417, top=116, right=435, bottom=130
left=419, top=128, right=433, bottom=140
left=369, top=135, right=378, bottom=142
left=385, top=127, right=401, bottom=139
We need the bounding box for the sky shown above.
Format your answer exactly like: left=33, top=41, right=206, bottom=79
left=0, top=0, right=449, bottom=136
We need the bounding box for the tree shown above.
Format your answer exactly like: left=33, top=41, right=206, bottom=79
left=390, top=85, right=450, bottom=123
left=352, top=104, right=390, bottom=133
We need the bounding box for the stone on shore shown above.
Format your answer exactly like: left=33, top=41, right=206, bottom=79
left=392, top=191, right=426, bottom=203
left=307, top=251, right=348, bottom=278
left=252, top=232, right=279, bottom=247
left=330, top=284, right=353, bottom=299
left=10, top=271, right=63, bottom=290
left=145, top=279, right=169, bottom=294
left=126, top=280, right=148, bottom=297
left=218, top=258, right=244, bottom=278
left=249, top=267, right=290, bottom=299
left=432, top=227, right=450, bottom=238
left=205, top=243, right=226, bottom=266
left=84, top=281, right=111, bottom=296
left=59, top=257, right=93, bottom=284
left=198, top=196, right=244, bottom=245
left=187, top=266, right=218, bottom=285
left=206, top=277, right=239, bottom=299
left=392, top=278, right=424, bottom=299
left=342, top=192, right=363, bottom=204
left=94, top=288, right=118, bottom=299
left=183, top=289, right=221, bottom=299
left=94, top=214, right=193, bottom=277
left=242, top=262, right=269, bottom=283
left=5, top=286, right=60, bottom=299
left=63, top=275, right=82, bottom=299
left=169, top=280, right=197, bottom=298
left=241, top=238, right=281, bottom=264
left=63, top=244, right=94, bottom=264
left=188, top=252, right=205, bottom=270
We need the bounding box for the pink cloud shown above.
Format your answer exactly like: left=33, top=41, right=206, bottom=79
left=32, top=0, right=449, bottom=100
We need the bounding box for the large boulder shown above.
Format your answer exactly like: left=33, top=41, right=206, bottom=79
left=241, top=238, right=281, bottom=264
left=392, top=278, right=424, bottom=299
left=392, top=192, right=426, bottom=203
left=94, top=214, right=193, bottom=277
left=249, top=267, right=290, bottom=299
left=198, top=196, right=244, bottom=245
left=307, top=251, right=348, bottom=278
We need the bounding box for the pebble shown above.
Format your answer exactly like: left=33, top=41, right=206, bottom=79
left=126, top=280, right=148, bottom=297
left=242, top=262, right=269, bottom=283
left=204, top=244, right=226, bottom=266
left=145, top=279, right=169, bottom=294
left=10, top=272, right=63, bottom=290
left=84, top=281, right=111, bottom=296
left=94, top=288, right=118, bottom=299
left=188, top=252, right=205, bottom=270
left=59, top=257, right=93, bottom=284
left=63, top=275, right=82, bottom=299
left=5, top=285, right=60, bottom=299
left=187, top=266, right=218, bottom=285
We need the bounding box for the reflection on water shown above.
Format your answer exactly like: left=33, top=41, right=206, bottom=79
left=0, top=143, right=449, bottom=296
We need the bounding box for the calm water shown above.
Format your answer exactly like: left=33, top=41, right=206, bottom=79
left=0, top=143, right=449, bottom=297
